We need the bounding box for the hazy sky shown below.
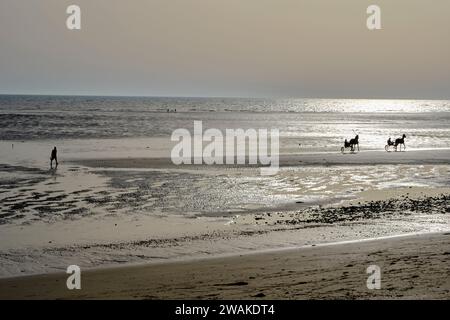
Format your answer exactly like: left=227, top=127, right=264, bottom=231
left=0, top=0, right=449, bottom=98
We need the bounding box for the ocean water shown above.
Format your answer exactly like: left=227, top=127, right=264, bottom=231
left=1, top=95, right=450, bottom=152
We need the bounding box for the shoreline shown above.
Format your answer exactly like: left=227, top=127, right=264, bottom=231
left=0, top=231, right=448, bottom=299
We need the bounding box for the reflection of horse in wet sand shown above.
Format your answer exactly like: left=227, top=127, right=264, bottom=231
left=341, top=134, right=359, bottom=153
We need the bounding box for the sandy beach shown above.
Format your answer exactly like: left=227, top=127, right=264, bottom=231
left=0, top=232, right=448, bottom=299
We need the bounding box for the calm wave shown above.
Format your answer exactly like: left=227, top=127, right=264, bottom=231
left=1, top=95, right=449, bottom=151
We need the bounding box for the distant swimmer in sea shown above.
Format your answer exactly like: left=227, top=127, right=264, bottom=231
left=50, top=146, right=58, bottom=169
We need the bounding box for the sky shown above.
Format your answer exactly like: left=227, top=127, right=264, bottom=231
left=0, top=0, right=449, bottom=99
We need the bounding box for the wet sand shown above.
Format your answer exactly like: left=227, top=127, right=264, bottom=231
left=1, top=149, right=450, bottom=278
left=0, top=232, right=448, bottom=299
left=73, top=148, right=450, bottom=169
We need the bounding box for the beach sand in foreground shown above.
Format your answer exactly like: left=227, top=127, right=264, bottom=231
left=1, top=232, right=449, bottom=299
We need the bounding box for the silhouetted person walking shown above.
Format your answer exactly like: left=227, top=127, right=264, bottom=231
left=50, top=146, right=58, bottom=169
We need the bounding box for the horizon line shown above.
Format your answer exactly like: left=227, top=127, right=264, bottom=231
left=0, top=92, right=449, bottom=101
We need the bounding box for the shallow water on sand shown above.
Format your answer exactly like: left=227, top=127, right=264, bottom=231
left=1, top=153, right=449, bottom=225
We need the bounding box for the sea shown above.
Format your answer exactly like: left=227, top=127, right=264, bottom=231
left=1, top=95, right=449, bottom=151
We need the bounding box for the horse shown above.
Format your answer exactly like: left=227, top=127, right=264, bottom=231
left=394, top=134, right=406, bottom=151
left=349, top=134, right=359, bottom=152
left=341, top=134, right=359, bottom=153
